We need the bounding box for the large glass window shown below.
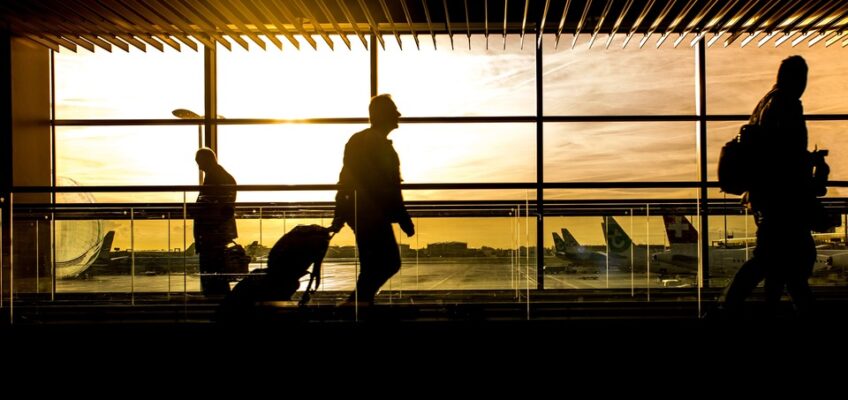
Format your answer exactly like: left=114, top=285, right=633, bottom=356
left=706, top=44, right=848, bottom=114
left=217, top=36, right=370, bottom=118
left=56, top=126, right=198, bottom=188
left=545, top=122, right=697, bottom=183
left=46, top=30, right=848, bottom=299
left=54, top=47, right=203, bottom=119
left=543, top=34, right=695, bottom=115
left=707, top=121, right=848, bottom=197
left=380, top=35, right=536, bottom=116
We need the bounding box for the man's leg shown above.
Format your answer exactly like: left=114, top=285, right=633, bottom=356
left=721, top=256, right=766, bottom=319
left=784, top=232, right=816, bottom=317
left=351, top=224, right=400, bottom=304
left=199, top=246, right=230, bottom=296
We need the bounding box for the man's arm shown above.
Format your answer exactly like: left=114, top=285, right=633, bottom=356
left=330, top=145, right=353, bottom=233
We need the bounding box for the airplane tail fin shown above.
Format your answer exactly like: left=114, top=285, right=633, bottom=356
left=602, top=217, right=632, bottom=254
left=662, top=215, right=699, bottom=245
left=560, top=228, right=581, bottom=248
left=552, top=232, right=567, bottom=253
left=93, top=230, right=115, bottom=263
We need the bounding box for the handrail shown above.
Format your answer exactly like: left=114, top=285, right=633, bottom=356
left=11, top=181, right=848, bottom=193
left=49, top=114, right=848, bottom=126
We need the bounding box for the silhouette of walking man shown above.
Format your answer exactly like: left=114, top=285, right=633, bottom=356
left=329, top=94, right=414, bottom=306
left=720, top=56, right=818, bottom=319
left=193, top=147, right=238, bottom=296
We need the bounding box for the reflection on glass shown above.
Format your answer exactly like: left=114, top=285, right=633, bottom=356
left=382, top=216, right=537, bottom=291
left=217, top=35, right=369, bottom=118
left=543, top=34, right=695, bottom=115
left=392, top=123, right=535, bottom=183
left=55, top=47, right=203, bottom=119
left=706, top=44, right=848, bottom=114
left=707, top=122, right=848, bottom=197
left=218, top=123, right=536, bottom=201
left=543, top=215, right=681, bottom=289
left=544, top=122, right=697, bottom=183
left=56, top=126, right=198, bottom=189
left=217, top=124, right=362, bottom=186
left=380, top=35, right=535, bottom=116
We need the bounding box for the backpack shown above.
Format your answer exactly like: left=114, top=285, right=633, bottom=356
left=718, top=124, right=763, bottom=195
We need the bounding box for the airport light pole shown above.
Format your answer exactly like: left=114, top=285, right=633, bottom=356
left=172, top=108, right=204, bottom=184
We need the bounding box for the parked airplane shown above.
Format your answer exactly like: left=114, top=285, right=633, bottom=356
left=549, top=229, right=618, bottom=274
left=600, top=216, right=649, bottom=271
left=57, top=230, right=115, bottom=279
left=82, top=240, right=200, bottom=277
left=653, top=215, right=834, bottom=278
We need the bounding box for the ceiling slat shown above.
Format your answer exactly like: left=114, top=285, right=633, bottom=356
left=108, top=0, right=190, bottom=51
left=484, top=0, right=488, bottom=49
left=735, top=0, right=804, bottom=47
left=251, top=0, right=302, bottom=50
left=187, top=0, right=252, bottom=50
left=502, top=0, right=507, bottom=49
left=774, top=0, right=841, bottom=47
left=158, top=0, right=230, bottom=49
left=44, top=34, right=79, bottom=52
left=442, top=0, right=454, bottom=50
left=100, top=34, right=131, bottom=52
left=61, top=34, right=97, bottom=52
left=378, top=0, right=403, bottom=50
left=116, top=0, right=197, bottom=50
left=588, top=0, right=614, bottom=49
left=554, top=0, right=573, bottom=48
left=25, top=35, right=62, bottom=52
left=336, top=0, right=369, bottom=49
left=622, top=0, right=655, bottom=48
left=674, top=0, right=722, bottom=47
left=537, top=0, right=550, bottom=49
left=606, top=0, right=635, bottom=49
left=358, top=0, right=386, bottom=49
left=656, top=0, right=697, bottom=48
left=215, top=0, right=279, bottom=50
left=1, top=0, right=846, bottom=52
left=80, top=34, right=114, bottom=52
left=758, top=0, right=823, bottom=47
left=400, top=0, right=420, bottom=50
left=268, top=0, right=319, bottom=49
left=464, top=0, right=471, bottom=50
left=136, top=0, right=207, bottom=51
left=316, top=0, right=352, bottom=49
left=520, top=0, right=529, bottom=49
left=422, top=0, right=437, bottom=49
left=703, top=0, right=742, bottom=47
left=292, top=0, right=335, bottom=49
left=98, top=0, right=172, bottom=52
left=571, top=0, right=593, bottom=49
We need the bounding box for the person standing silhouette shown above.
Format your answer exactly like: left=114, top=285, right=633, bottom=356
left=329, top=94, right=414, bottom=306
left=193, top=147, right=238, bottom=296
left=720, top=56, right=817, bottom=319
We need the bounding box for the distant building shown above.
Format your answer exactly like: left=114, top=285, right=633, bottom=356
left=426, top=242, right=469, bottom=257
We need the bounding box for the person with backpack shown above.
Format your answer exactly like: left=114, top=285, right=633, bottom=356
left=329, top=94, right=415, bottom=307
left=719, top=56, right=823, bottom=319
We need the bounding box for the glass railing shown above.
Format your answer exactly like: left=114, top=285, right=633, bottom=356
left=4, top=185, right=848, bottom=323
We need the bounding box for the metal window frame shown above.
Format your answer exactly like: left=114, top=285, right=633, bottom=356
left=45, top=30, right=848, bottom=296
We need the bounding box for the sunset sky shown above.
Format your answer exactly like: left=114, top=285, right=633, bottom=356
left=51, top=33, right=848, bottom=252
